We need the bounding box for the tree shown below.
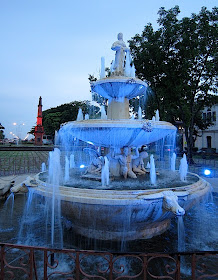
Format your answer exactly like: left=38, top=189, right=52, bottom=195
left=129, top=6, right=218, bottom=163
left=29, top=100, right=102, bottom=137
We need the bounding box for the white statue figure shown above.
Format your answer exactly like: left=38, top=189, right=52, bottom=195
left=111, top=33, right=129, bottom=76
left=113, top=146, right=138, bottom=179
left=85, top=154, right=103, bottom=175
left=162, top=191, right=185, bottom=216
left=132, top=148, right=148, bottom=175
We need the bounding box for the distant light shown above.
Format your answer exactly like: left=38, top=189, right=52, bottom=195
left=204, top=169, right=211, bottom=176
left=80, top=164, right=85, bottom=169
left=167, top=149, right=170, bottom=152
left=87, top=141, right=94, bottom=145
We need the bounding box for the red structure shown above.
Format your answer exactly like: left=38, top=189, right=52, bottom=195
left=34, top=96, right=44, bottom=145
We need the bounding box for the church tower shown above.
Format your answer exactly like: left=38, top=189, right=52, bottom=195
left=34, top=96, right=44, bottom=145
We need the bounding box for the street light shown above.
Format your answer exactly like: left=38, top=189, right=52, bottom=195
left=12, top=122, right=25, bottom=140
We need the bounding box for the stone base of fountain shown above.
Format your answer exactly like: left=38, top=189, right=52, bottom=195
left=30, top=172, right=211, bottom=241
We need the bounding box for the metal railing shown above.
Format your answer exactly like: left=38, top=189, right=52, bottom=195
left=0, top=243, right=217, bottom=279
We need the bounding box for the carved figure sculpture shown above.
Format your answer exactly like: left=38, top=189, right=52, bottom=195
left=132, top=150, right=148, bottom=175
left=162, top=191, right=185, bottom=216
left=11, top=183, right=28, bottom=193
left=85, top=155, right=103, bottom=175
left=111, top=33, right=129, bottom=76
left=113, top=146, right=138, bottom=179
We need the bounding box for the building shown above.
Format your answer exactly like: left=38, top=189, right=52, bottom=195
left=195, top=104, right=218, bottom=153
left=34, top=96, right=44, bottom=145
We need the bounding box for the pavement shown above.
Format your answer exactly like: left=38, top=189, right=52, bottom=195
left=201, top=176, right=218, bottom=193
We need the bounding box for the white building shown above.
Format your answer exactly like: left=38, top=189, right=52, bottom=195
left=195, top=104, right=218, bottom=153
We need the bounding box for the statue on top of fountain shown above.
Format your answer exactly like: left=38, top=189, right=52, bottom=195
left=111, top=33, right=129, bottom=76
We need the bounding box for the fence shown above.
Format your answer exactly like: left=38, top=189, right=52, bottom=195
left=0, top=243, right=217, bottom=280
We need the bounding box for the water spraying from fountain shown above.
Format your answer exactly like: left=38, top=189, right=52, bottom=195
left=76, top=108, right=83, bottom=121
left=155, top=109, right=160, bottom=121
left=179, top=154, right=188, bottom=182
left=64, top=156, right=70, bottom=183
left=85, top=113, right=89, bottom=120
left=101, top=156, right=110, bottom=187
left=138, top=106, right=142, bottom=120
left=70, top=154, right=75, bottom=168
left=150, top=155, right=156, bottom=185
left=41, top=162, right=46, bottom=172
left=170, top=152, right=176, bottom=171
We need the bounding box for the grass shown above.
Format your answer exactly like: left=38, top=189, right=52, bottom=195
left=0, top=151, right=50, bottom=176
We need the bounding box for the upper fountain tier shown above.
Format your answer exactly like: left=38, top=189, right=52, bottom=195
left=91, top=33, right=148, bottom=100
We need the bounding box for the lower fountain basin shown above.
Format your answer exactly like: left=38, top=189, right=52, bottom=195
left=32, top=172, right=210, bottom=241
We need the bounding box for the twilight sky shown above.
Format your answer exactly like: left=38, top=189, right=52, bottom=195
left=0, top=0, right=217, bottom=139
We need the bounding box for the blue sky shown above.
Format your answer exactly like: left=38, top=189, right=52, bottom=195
left=0, top=0, right=217, bottom=139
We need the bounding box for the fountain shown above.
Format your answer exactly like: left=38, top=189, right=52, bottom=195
left=10, top=33, right=211, bottom=243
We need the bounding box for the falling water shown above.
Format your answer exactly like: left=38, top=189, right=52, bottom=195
left=178, top=216, right=185, bottom=252
left=1, top=193, right=15, bottom=228
left=170, top=153, right=176, bottom=171
left=41, top=162, right=46, bottom=172
left=179, top=154, right=188, bottom=182
left=138, top=106, right=142, bottom=120
left=101, top=106, right=107, bottom=120
left=150, top=155, right=156, bottom=185
left=76, top=108, right=83, bottom=121
left=48, top=148, right=63, bottom=247
left=152, top=116, right=156, bottom=121
left=64, top=156, right=70, bottom=183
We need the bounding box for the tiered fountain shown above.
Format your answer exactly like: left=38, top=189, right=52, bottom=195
left=13, top=33, right=210, bottom=242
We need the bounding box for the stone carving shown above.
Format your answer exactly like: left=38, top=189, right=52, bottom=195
left=10, top=183, right=28, bottom=193
left=111, top=33, right=129, bottom=76
left=10, top=176, right=38, bottom=194
left=162, top=191, right=185, bottom=216
left=132, top=149, right=148, bottom=175
left=142, top=121, right=153, bottom=132
left=112, top=146, right=139, bottom=179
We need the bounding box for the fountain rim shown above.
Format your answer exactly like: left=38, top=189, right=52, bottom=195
left=33, top=172, right=210, bottom=205
left=61, top=119, right=177, bottom=130
left=91, top=76, right=148, bottom=87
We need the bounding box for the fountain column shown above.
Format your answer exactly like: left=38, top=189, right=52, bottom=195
left=107, top=98, right=129, bottom=119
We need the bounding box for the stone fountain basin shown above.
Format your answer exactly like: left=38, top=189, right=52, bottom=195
left=31, top=173, right=210, bottom=241
left=60, top=119, right=176, bottom=148
left=91, top=76, right=148, bottom=99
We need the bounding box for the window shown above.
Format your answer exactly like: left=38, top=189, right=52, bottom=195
left=212, top=111, right=216, bottom=122
left=207, top=112, right=211, bottom=121
left=207, top=136, right=212, bottom=148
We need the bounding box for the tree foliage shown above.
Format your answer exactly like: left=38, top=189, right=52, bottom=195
left=42, top=101, right=90, bottom=136
left=129, top=6, right=218, bottom=162
left=29, top=100, right=101, bottom=137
